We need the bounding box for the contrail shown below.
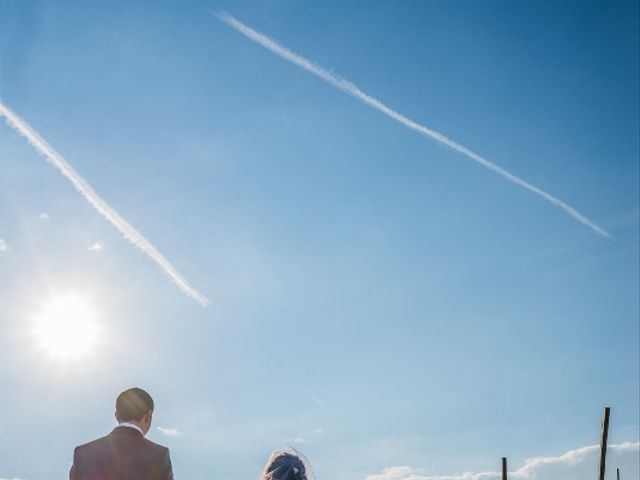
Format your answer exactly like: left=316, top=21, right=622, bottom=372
left=0, top=101, right=210, bottom=306
left=215, top=11, right=612, bottom=239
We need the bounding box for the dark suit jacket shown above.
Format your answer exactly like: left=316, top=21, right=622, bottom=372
left=69, top=426, right=173, bottom=480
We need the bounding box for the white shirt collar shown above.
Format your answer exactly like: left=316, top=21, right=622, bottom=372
left=117, top=422, right=144, bottom=435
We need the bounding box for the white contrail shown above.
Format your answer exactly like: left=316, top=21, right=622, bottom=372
left=0, top=101, right=210, bottom=306
left=215, top=11, right=612, bottom=239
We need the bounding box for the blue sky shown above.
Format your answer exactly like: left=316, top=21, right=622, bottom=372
left=0, top=1, right=638, bottom=479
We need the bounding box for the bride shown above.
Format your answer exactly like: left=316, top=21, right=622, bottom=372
left=260, top=447, right=314, bottom=480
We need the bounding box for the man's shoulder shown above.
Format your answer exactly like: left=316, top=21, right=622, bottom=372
left=73, top=430, right=169, bottom=456
left=141, top=436, right=170, bottom=455
left=73, top=434, right=110, bottom=455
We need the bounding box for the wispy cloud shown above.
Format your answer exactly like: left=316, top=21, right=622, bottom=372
left=0, top=477, right=28, bottom=480
left=157, top=426, right=180, bottom=437
left=307, top=393, right=324, bottom=405
left=0, top=238, right=8, bottom=252
left=515, top=442, right=638, bottom=478
left=87, top=241, right=105, bottom=253
left=0, top=101, right=210, bottom=306
left=39, top=212, right=49, bottom=221
left=363, top=442, right=639, bottom=480
left=215, top=12, right=611, bottom=239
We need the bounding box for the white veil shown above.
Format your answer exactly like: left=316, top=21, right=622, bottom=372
left=259, top=446, right=315, bottom=480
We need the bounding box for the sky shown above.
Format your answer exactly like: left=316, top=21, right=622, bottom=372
left=0, top=1, right=638, bottom=479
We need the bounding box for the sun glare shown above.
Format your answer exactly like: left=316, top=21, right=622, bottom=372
left=32, top=293, right=100, bottom=361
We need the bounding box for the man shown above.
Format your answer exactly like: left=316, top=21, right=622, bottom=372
left=69, top=387, right=174, bottom=480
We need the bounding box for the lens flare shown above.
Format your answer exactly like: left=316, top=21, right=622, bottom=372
left=32, top=293, right=100, bottom=361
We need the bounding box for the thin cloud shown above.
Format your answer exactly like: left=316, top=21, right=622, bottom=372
left=516, top=441, right=639, bottom=478
left=0, top=238, right=7, bottom=252
left=87, top=241, right=105, bottom=253
left=0, top=101, right=209, bottom=306
left=363, top=442, right=640, bottom=480
left=307, top=393, right=324, bottom=405
left=39, top=212, right=49, bottom=221
left=157, top=426, right=180, bottom=437
left=215, top=12, right=612, bottom=239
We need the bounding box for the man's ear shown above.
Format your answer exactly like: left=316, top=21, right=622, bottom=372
left=143, top=410, right=152, bottom=425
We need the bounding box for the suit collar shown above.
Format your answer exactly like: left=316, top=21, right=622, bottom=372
left=113, top=423, right=144, bottom=436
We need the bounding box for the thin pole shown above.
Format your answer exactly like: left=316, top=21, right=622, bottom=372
left=617, top=467, right=620, bottom=480
left=502, top=457, right=507, bottom=480
left=598, top=407, right=611, bottom=480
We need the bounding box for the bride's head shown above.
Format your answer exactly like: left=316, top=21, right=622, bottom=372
left=261, top=448, right=313, bottom=480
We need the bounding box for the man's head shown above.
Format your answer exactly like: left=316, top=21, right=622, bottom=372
left=115, top=387, right=154, bottom=435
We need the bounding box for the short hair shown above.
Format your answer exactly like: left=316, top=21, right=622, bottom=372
left=115, top=387, right=154, bottom=422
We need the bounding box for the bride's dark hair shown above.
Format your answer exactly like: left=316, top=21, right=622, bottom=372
left=263, top=452, right=308, bottom=480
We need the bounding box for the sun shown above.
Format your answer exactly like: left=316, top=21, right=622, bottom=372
left=32, top=293, right=101, bottom=361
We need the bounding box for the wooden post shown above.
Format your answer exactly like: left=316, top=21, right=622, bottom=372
left=598, top=407, right=611, bottom=480
left=502, top=457, right=507, bottom=480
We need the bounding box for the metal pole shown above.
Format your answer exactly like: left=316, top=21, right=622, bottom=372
left=502, top=457, right=507, bottom=480
left=617, top=467, right=620, bottom=480
left=598, top=407, right=611, bottom=480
